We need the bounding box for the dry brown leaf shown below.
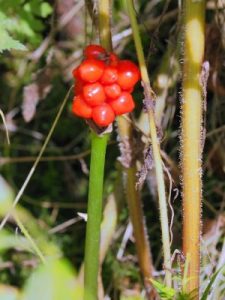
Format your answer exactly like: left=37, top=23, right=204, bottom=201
left=22, top=69, right=52, bottom=122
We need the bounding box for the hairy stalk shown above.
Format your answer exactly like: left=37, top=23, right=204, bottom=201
left=84, top=132, right=108, bottom=300
left=126, top=0, right=172, bottom=287
left=182, top=0, right=205, bottom=296
left=98, top=0, right=156, bottom=297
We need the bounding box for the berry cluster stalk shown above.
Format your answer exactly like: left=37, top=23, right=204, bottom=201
left=182, top=0, right=205, bottom=296
left=98, top=0, right=156, bottom=297
left=126, top=0, right=172, bottom=287
left=84, top=132, right=108, bottom=300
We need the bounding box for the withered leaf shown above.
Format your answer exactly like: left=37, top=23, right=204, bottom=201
left=22, top=69, right=52, bottom=123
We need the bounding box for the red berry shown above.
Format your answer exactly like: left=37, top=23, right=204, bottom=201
left=72, top=95, right=92, bottom=118
left=104, top=84, right=121, bottom=99
left=125, top=87, right=134, bottom=93
left=109, top=92, right=135, bottom=115
left=74, top=79, right=84, bottom=94
left=100, top=66, right=118, bottom=85
left=83, top=82, right=106, bottom=106
left=72, top=66, right=80, bottom=78
left=109, top=53, right=119, bottom=66
left=78, top=59, right=105, bottom=83
left=92, top=103, right=115, bottom=127
left=84, top=44, right=106, bottom=59
left=117, top=60, right=140, bottom=90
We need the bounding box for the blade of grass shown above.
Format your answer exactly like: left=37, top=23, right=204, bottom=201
left=201, top=265, right=225, bottom=300
left=126, top=0, right=172, bottom=287
left=0, top=108, right=10, bottom=145
left=14, top=213, right=46, bottom=264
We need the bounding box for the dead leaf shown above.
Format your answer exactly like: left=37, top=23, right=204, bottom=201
left=22, top=69, right=52, bottom=122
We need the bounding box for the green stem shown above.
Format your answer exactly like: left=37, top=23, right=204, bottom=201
left=126, top=0, right=172, bottom=287
left=84, top=132, right=108, bottom=300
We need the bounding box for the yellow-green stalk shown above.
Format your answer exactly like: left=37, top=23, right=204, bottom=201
left=98, top=1, right=156, bottom=297
left=126, top=0, right=172, bottom=287
left=182, top=0, right=205, bottom=296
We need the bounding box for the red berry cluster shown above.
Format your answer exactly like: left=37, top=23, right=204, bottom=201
left=71, top=45, right=140, bottom=127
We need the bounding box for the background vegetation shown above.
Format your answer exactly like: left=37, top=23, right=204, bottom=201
left=0, top=0, right=225, bottom=299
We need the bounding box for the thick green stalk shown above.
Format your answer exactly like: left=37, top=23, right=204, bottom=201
left=98, top=1, right=156, bottom=297
left=182, top=0, right=205, bottom=297
left=84, top=132, right=108, bottom=300
left=126, top=0, right=172, bottom=287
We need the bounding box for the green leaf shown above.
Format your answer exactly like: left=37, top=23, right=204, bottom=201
left=0, top=176, right=61, bottom=258
left=0, top=13, right=26, bottom=52
left=0, top=229, right=31, bottom=253
left=23, top=1, right=52, bottom=18
left=0, top=176, right=14, bottom=215
left=22, top=259, right=83, bottom=300
left=151, top=279, right=176, bottom=300
left=40, top=2, right=52, bottom=18
left=0, top=29, right=26, bottom=52
left=201, top=265, right=225, bottom=300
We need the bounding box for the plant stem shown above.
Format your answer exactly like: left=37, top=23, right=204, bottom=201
left=98, top=0, right=156, bottom=297
left=126, top=0, right=172, bottom=287
left=84, top=132, right=108, bottom=300
left=116, top=117, right=156, bottom=297
left=125, top=166, right=155, bottom=292
left=98, top=0, right=112, bottom=50
left=182, top=0, right=205, bottom=296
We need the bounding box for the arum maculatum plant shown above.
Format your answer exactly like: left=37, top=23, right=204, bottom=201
left=71, top=44, right=141, bottom=300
